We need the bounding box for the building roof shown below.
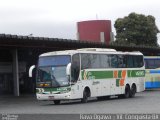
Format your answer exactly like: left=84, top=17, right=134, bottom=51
left=0, top=34, right=104, bottom=49
left=0, top=33, right=160, bottom=55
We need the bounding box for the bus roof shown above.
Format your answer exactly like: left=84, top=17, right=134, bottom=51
left=144, top=56, right=160, bottom=59
left=40, top=48, right=143, bottom=57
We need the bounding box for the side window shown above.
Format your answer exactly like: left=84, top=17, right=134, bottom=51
left=145, top=59, right=155, bottom=69
left=81, top=54, right=101, bottom=69
left=154, top=59, right=160, bottom=68
left=90, top=54, right=100, bottom=68
left=110, top=55, right=118, bottom=68
left=138, top=56, right=144, bottom=67
left=71, top=54, right=80, bottom=82
left=81, top=54, right=91, bottom=69
left=100, top=54, right=111, bottom=68
left=117, top=55, right=126, bottom=68
left=133, top=56, right=144, bottom=68
left=144, top=59, right=148, bottom=69
left=134, top=56, right=138, bottom=67
left=126, top=55, right=134, bottom=68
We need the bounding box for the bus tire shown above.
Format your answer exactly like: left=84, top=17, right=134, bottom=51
left=124, top=85, right=130, bottom=98
left=130, top=84, right=136, bottom=98
left=81, top=88, right=90, bottom=103
left=54, top=100, right=61, bottom=105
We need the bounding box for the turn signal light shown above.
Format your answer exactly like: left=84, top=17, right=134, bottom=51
left=38, top=83, right=50, bottom=87
left=44, top=84, right=49, bottom=87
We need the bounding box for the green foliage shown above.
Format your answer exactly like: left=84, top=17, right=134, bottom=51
left=113, top=12, right=159, bottom=46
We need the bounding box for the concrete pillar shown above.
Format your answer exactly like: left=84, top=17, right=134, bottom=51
left=100, top=32, right=105, bottom=43
left=12, top=49, right=19, bottom=96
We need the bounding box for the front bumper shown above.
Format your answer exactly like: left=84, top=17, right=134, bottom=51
left=36, top=92, right=71, bottom=101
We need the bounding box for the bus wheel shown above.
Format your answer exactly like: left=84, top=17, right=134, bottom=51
left=81, top=89, right=90, bottom=103
left=54, top=100, right=61, bottom=105
left=130, top=84, right=136, bottom=98
left=124, top=85, right=130, bottom=98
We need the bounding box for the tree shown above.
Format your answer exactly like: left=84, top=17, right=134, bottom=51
left=113, top=12, right=159, bottom=46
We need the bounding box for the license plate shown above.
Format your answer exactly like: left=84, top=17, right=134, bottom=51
left=48, top=96, right=54, bottom=100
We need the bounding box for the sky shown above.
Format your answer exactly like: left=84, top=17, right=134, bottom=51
left=0, top=0, right=160, bottom=43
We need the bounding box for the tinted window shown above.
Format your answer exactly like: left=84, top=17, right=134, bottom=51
left=155, top=60, right=160, bottom=68
left=100, top=55, right=111, bottom=68
left=81, top=54, right=91, bottom=69
left=110, top=55, right=118, bottom=68
left=81, top=54, right=143, bottom=69
left=133, top=56, right=143, bottom=67
left=145, top=59, right=160, bottom=69
left=81, top=54, right=101, bottom=69
left=39, top=55, right=71, bottom=66
left=117, top=55, right=126, bottom=68
left=90, top=54, right=100, bottom=68
left=126, top=55, right=134, bottom=68
left=71, top=54, right=80, bottom=82
left=109, top=55, right=144, bottom=68
left=145, top=60, right=154, bottom=69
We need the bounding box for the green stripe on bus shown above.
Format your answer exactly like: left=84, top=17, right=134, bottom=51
left=91, top=71, right=113, bottom=79
left=118, top=71, right=122, bottom=78
left=81, top=70, right=113, bottom=80
left=116, top=79, right=120, bottom=87
left=127, top=70, right=145, bottom=77
left=36, top=87, right=71, bottom=93
left=81, top=70, right=145, bottom=80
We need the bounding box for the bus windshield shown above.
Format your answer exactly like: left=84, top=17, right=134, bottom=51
left=37, top=55, right=71, bottom=87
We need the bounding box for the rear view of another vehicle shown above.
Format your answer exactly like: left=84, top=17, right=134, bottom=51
left=144, top=56, right=160, bottom=89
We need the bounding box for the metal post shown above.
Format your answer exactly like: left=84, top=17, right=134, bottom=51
left=12, top=49, right=19, bottom=96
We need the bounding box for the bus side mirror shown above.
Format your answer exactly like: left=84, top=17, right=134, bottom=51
left=66, top=63, right=71, bottom=76
left=29, top=65, right=36, bottom=77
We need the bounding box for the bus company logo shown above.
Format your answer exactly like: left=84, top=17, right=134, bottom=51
left=83, top=70, right=95, bottom=80
left=135, top=71, right=145, bottom=76
left=83, top=70, right=87, bottom=80
left=87, top=72, right=95, bottom=80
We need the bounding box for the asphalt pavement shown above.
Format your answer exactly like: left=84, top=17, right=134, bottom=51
left=0, top=89, right=160, bottom=114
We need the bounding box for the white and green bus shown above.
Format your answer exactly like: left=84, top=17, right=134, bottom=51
left=29, top=48, right=145, bottom=104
